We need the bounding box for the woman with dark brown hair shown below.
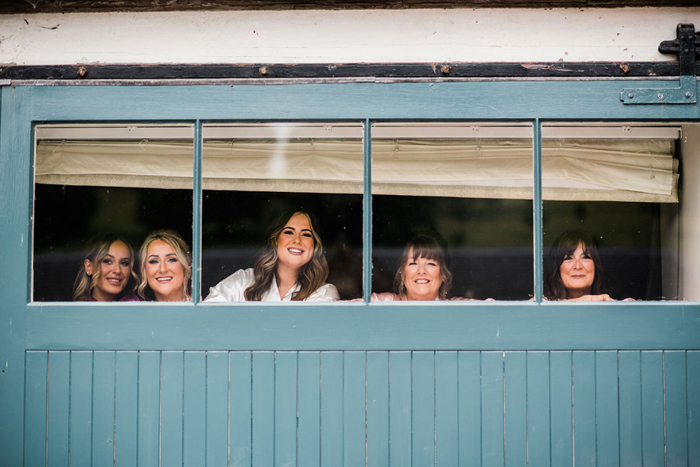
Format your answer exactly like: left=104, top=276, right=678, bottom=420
left=204, top=209, right=339, bottom=302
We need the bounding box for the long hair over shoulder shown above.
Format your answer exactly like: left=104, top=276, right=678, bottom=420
left=137, top=229, right=192, bottom=301
left=544, top=229, right=608, bottom=300
left=72, top=233, right=138, bottom=301
left=394, top=234, right=453, bottom=300
left=245, top=210, right=329, bottom=301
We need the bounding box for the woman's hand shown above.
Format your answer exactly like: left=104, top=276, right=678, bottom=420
left=567, top=294, right=614, bottom=301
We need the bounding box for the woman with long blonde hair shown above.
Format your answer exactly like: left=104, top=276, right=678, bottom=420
left=204, top=209, right=339, bottom=302
left=72, top=233, right=140, bottom=302
left=138, top=229, right=192, bottom=301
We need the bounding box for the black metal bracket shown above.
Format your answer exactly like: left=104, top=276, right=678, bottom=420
left=621, top=23, right=698, bottom=105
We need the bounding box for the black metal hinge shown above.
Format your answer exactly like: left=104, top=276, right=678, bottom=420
left=621, top=23, right=698, bottom=105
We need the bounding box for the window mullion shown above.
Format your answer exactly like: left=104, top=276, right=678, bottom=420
left=363, top=119, right=373, bottom=302
left=533, top=119, right=543, bottom=303
left=193, top=120, right=203, bottom=303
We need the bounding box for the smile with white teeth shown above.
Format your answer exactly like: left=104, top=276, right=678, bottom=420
left=288, top=248, right=304, bottom=254
left=415, top=279, right=430, bottom=283
left=156, top=277, right=173, bottom=282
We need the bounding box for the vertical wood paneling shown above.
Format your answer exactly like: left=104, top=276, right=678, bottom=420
left=161, top=351, right=184, bottom=467
left=344, top=351, right=366, bottom=467
left=527, top=351, right=550, bottom=467
left=481, top=351, right=504, bottom=466
left=114, top=351, right=138, bottom=467
left=412, top=351, right=435, bottom=467
left=688, top=351, right=700, bottom=467
left=69, top=351, right=93, bottom=467
left=595, top=351, right=619, bottom=467
left=274, top=351, right=298, bottom=467
left=320, top=351, right=343, bottom=467
left=252, top=351, right=275, bottom=466
left=47, top=351, right=69, bottom=467
left=298, top=352, right=321, bottom=467
left=137, top=351, right=160, bottom=467
left=572, top=351, right=596, bottom=467
left=640, top=351, right=664, bottom=466
left=183, top=351, right=206, bottom=466
left=618, top=351, right=642, bottom=466
left=206, top=351, right=229, bottom=467
left=550, top=351, right=573, bottom=467
left=24, top=351, right=48, bottom=467
left=504, top=351, right=527, bottom=466
left=367, top=351, right=389, bottom=466
left=664, top=351, right=688, bottom=467
left=389, top=351, right=412, bottom=467
left=458, top=351, right=481, bottom=466
left=230, top=351, right=252, bottom=467
left=435, top=351, right=458, bottom=466
left=92, top=351, right=116, bottom=466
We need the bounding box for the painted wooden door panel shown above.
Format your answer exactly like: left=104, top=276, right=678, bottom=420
left=22, top=349, right=698, bottom=466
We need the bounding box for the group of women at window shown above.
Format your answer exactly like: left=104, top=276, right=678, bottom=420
left=73, top=209, right=622, bottom=303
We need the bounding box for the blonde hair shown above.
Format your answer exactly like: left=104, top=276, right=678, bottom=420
left=137, top=229, right=192, bottom=301
left=245, top=210, right=329, bottom=301
left=72, top=233, right=138, bottom=301
left=394, top=234, right=452, bottom=300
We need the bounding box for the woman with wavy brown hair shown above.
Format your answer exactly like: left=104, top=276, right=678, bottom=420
left=204, top=209, right=339, bottom=302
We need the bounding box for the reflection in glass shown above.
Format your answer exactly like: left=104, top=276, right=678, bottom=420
left=202, top=123, right=363, bottom=301
left=542, top=124, right=682, bottom=301
left=33, top=124, right=194, bottom=302
left=371, top=123, right=534, bottom=301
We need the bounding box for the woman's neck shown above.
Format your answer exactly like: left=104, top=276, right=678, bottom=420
left=154, top=290, right=186, bottom=302
left=567, top=287, right=591, bottom=299
left=276, top=264, right=299, bottom=299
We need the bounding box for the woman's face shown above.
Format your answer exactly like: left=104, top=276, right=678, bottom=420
left=144, top=239, right=186, bottom=301
left=85, top=240, right=131, bottom=301
left=402, top=248, right=443, bottom=301
left=276, top=213, right=315, bottom=273
left=559, top=243, right=595, bottom=298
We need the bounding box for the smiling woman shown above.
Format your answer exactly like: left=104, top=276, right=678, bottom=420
left=138, top=230, right=192, bottom=302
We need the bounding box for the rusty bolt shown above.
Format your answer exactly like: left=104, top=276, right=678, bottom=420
left=620, top=63, right=630, bottom=74
left=259, top=66, right=269, bottom=76
left=77, top=66, right=87, bottom=78
left=440, top=65, right=451, bottom=75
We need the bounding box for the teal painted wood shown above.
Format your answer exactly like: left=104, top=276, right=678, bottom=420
left=297, top=352, right=321, bottom=467
left=24, top=351, right=47, bottom=467
left=274, top=351, right=297, bottom=467
left=572, top=351, right=596, bottom=467
left=550, top=351, right=573, bottom=467
left=320, top=351, right=343, bottom=467
left=526, top=351, right=550, bottom=467
left=92, top=351, right=116, bottom=466
left=137, top=351, right=160, bottom=467
left=160, top=351, right=184, bottom=467
left=412, top=351, right=435, bottom=467
left=481, top=351, right=504, bottom=466
left=192, top=120, right=202, bottom=303
left=366, top=351, right=389, bottom=466
left=207, top=351, right=230, bottom=467
left=229, top=352, right=252, bottom=467
left=618, top=351, right=642, bottom=466
left=389, top=351, right=412, bottom=467
left=183, top=351, right=206, bottom=466
left=435, top=351, right=458, bottom=466
left=594, top=351, right=620, bottom=467
left=533, top=120, right=543, bottom=303
left=115, top=351, right=138, bottom=467
left=664, top=351, right=689, bottom=467
left=505, top=351, right=527, bottom=467
left=688, top=351, right=700, bottom=467
left=69, top=351, right=93, bottom=467
left=364, top=119, right=372, bottom=302
left=458, top=352, right=481, bottom=466
left=252, top=351, right=275, bottom=466
left=47, top=351, right=69, bottom=466
left=343, top=351, right=367, bottom=467
left=640, top=351, right=664, bottom=466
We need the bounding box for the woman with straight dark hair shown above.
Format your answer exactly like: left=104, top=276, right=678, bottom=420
left=72, top=233, right=140, bottom=302
left=544, top=229, right=614, bottom=301
left=204, top=209, right=339, bottom=302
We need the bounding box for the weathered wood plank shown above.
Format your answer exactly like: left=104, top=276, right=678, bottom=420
left=344, top=351, right=366, bottom=467
left=527, top=351, right=550, bottom=467
left=230, top=352, right=252, bottom=467
left=595, top=351, right=619, bottom=467
left=298, top=352, right=321, bottom=467
left=207, top=351, right=230, bottom=467
left=550, top=351, right=573, bottom=467
left=47, top=351, right=70, bottom=467
left=161, top=351, right=184, bottom=467
left=505, top=351, right=527, bottom=466
left=92, top=351, right=116, bottom=466
left=137, top=351, right=160, bottom=467
left=481, top=351, right=504, bottom=466
left=275, top=351, right=298, bottom=467
left=435, top=351, right=458, bottom=466
left=321, top=351, right=344, bottom=467
left=115, top=351, right=138, bottom=467
left=412, top=351, right=435, bottom=467
left=389, top=351, right=412, bottom=467
left=573, top=351, right=596, bottom=467
left=69, top=351, right=93, bottom=467
left=665, top=351, right=689, bottom=467
left=458, top=351, right=481, bottom=466
left=24, top=351, right=48, bottom=467
left=366, top=351, right=389, bottom=466
left=183, top=351, right=206, bottom=466
left=640, top=351, right=664, bottom=466
left=252, top=351, right=275, bottom=466
left=618, top=351, right=642, bottom=466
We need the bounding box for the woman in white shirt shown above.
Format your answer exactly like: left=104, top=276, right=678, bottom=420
left=204, top=210, right=339, bottom=302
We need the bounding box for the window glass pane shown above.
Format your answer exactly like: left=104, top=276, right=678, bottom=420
left=201, top=123, right=363, bottom=302
left=33, top=124, right=194, bottom=302
left=541, top=123, right=684, bottom=301
left=371, top=123, right=534, bottom=301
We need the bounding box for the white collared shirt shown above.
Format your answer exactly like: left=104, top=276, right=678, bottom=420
left=203, top=268, right=339, bottom=302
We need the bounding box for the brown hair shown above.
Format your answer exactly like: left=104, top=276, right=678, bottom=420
left=72, top=233, right=138, bottom=301
left=245, top=210, right=329, bottom=301
left=394, top=234, right=452, bottom=300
